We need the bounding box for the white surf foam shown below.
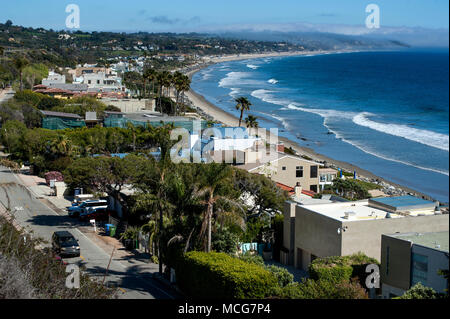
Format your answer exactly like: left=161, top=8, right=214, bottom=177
left=353, top=112, right=449, bottom=152
left=249, top=90, right=449, bottom=176
left=268, top=79, right=278, bottom=84
left=246, top=64, right=260, bottom=70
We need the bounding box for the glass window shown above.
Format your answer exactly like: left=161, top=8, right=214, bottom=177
left=282, top=166, right=286, bottom=171
left=296, top=166, right=303, bottom=178
left=310, top=166, right=318, bottom=178
left=386, top=246, right=390, bottom=276
left=411, top=253, right=428, bottom=286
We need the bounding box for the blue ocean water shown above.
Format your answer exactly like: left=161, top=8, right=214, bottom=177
left=191, top=50, right=449, bottom=202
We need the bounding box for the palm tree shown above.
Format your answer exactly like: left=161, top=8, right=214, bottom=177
left=49, top=134, right=74, bottom=157
left=178, top=74, right=191, bottom=115
left=173, top=72, right=183, bottom=116
left=13, top=56, right=30, bottom=91
left=142, top=68, right=156, bottom=98
left=235, top=97, right=252, bottom=127
left=245, top=115, right=259, bottom=136
left=146, top=69, right=157, bottom=98
left=197, top=163, right=234, bottom=252
left=132, top=125, right=177, bottom=274
left=156, top=71, right=170, bottom=112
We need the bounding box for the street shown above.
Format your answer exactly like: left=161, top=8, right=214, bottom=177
left=0, top=166, right=179, bottom=299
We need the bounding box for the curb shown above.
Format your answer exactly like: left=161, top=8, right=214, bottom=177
left=152, top=273, right=185, bottom=298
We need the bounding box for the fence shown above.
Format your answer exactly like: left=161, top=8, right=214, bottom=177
left=104, top=117, right=208, bottom=132
left=42, top=117, right=86, bottom=130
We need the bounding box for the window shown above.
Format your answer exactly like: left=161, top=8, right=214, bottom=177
left=88, top=80, right=91, bottom=84
left=386, top=246, right=390, bottom=276
left=97, top=80, right=100, bottom=84
left=310, top=185, right=318, bottom=193
left=282, top=166, right=286, bottom=171
left=296, top=166, right=303, bottom=178
left=310, top=166, right=318, bottom=178
left=411, top=253, right=428, bottom=286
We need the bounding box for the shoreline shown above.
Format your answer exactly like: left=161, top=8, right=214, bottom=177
left=182, top=51, right=441, bottom=203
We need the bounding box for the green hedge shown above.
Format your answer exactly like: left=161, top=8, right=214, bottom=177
left=309, top=253, right=379, bottom=284
left=175, top=251, right=279, bottom=299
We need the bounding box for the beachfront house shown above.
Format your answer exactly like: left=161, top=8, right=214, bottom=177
left=282, top=195, right=448, bottom=271
left=236, top=151, right=323, bottom=193
left=380, top=231, right=449, bottom=298
left=198, top=127, right=262, bottom=164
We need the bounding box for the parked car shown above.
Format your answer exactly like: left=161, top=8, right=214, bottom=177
left=67, top=199, right=107, bottom=217
left=51, top=231, right=80, bottom=258
left=79, top=207, right=111, bottom=221
left=71, top=194, right=94, bottom=206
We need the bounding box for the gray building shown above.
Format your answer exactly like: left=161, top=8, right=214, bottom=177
left=380, top=231, right=449, bottom=298
left=282, top=196, right=449, bottom=271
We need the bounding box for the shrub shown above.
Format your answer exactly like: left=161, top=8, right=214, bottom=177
left=309, top=257, right=354, bottom=284
left=398, top=283, right=442, bottom=299
left=175, top=251, right=278, bottom=299
left=265, top=265, right=294, bottom=288
left=309, top=253, right=379, bottom=284
left=278, top=278, right=368, bottom=299
left=238, top=251, right=265, bottom=267
left=211, top=226, right=240, bottom=254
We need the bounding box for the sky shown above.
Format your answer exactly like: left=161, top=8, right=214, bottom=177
left=1, top=0, right=448, bottom=33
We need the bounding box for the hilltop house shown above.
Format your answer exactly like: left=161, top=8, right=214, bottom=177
left=236, top=152, right=323, bottom=193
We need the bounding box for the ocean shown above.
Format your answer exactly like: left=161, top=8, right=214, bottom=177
left=191, top=49, right=449, bottom=203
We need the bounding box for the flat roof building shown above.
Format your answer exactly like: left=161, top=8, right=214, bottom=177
left=380, top=231, right=449, bottom=298
left=283, top=196, right=448, bottom=271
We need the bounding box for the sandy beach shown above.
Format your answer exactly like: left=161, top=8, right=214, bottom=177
left=182, top=51, right=438, bottom=202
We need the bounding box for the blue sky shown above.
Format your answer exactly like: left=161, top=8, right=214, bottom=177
left=1, top=0, right=448, bottom=32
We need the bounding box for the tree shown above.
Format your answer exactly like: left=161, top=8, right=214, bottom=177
left=12, top=56, right=30, bottom=91
left=197, top=163, right=235, bottom=252
left=235, top=97, right=252, bottom=127
left=327, top=179, right=370, bottom=200
left=132, top=125, right=178, bottom=274
left=177, top=74, right=191, bottom=115
left=245, top=115, right=259, bottom=136
left=0, top=46, right=4, bottom=57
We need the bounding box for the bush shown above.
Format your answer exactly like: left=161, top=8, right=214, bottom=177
left=278, top=279, right=368, bottom=299
left=211, top=226, right=240, bottom=254
left=238, top=251, right=265, bottom=267
left=309, top=253, right=379, bottom=284
left=175, top=251, right=278, bottom=299
left=265, top=265, right=294, bottom=288
left=398, top=283, right=443, bottom=299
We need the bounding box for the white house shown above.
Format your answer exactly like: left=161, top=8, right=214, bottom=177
left=42, top=71, right=66, bottom=86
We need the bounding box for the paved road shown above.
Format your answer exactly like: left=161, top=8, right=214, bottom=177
left=0, top=166, right=179, bottom=299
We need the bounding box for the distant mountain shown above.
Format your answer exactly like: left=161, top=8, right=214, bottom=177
left=213, top=31, right=410, bottom=51
left=200, top=23, right=448, bottom=49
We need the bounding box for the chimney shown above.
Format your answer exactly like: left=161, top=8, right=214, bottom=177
left=277, top=143, right=285, bottom=153
left=294, top=182, right=302, bottom=198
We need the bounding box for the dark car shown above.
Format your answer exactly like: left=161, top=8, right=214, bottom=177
left=51, top=231, right=80, bottom=258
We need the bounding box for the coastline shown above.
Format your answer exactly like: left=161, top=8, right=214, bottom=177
left=182, top=51, right=440, bottom=203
